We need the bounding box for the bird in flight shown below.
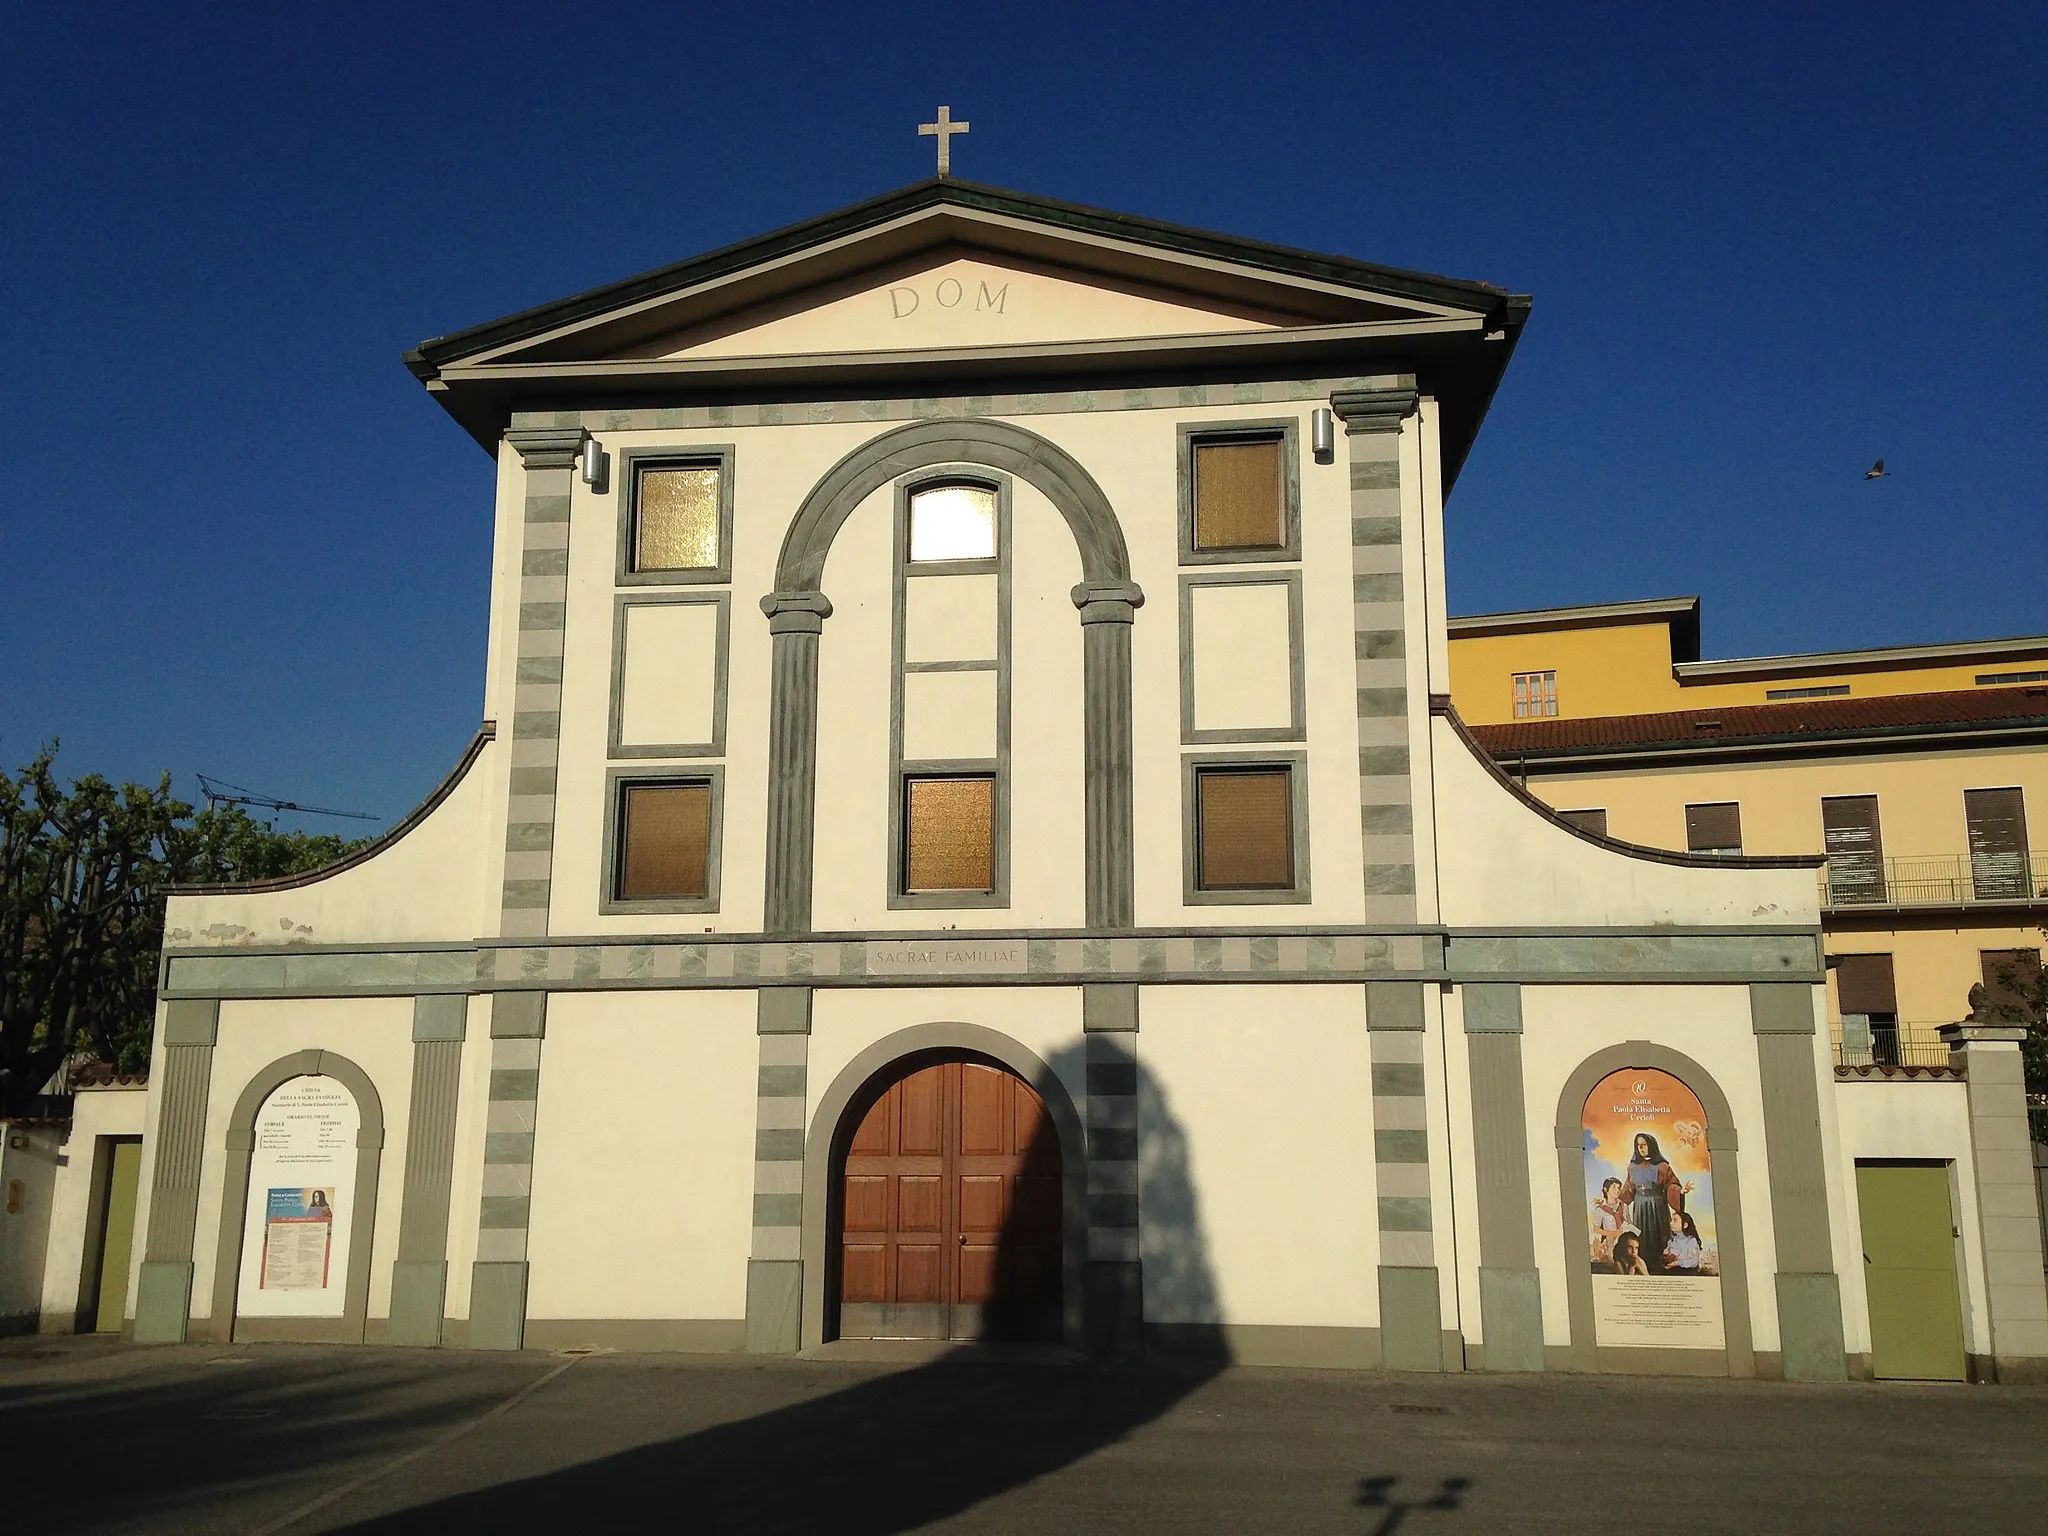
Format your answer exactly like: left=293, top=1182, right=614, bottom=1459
left=1864, top=459, right=1889, bottom=479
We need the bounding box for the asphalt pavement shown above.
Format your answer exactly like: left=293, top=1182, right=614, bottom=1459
left=3, top=1334, right=2041, bottom=1534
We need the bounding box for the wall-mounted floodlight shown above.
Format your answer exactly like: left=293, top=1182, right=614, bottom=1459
left=580, top=437, right=609, bottom=491
left=1311, top=407, right=1335, bottom=464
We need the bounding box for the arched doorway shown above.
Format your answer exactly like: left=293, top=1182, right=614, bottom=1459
left=833, top=1054, right=1061, bottom=1343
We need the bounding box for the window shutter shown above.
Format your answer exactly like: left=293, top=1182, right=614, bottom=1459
left=1196, top=767, right=1294, bottom=889
left=1964, top=787, right=2031, bottom=900
left=1821, top=795, right=1886, bottom=903
left=1978, top=948, right=2043, bottom=1023
left=1835, top=953, right=1898, bottom=1017
left=1558, top=808, right=1608, bottom=837
left=1684, top=801, right=1742, bottom=854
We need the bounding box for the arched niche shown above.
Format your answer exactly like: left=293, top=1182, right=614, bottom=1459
left=1551, top=1042, right=1754, bottom=1377
left=800, top=1023, right=1087, bottom=1352
left=209, top=1049, right=385, bottom=1343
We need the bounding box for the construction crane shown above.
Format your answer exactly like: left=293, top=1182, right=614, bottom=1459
left=194, top=775, right=378, bottom=824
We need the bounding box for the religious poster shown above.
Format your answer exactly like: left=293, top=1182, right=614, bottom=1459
left=1582, top=1068, right=1725, bottom=1350
left=236, top=1077, right=359, bottom=1319
left=260, top=1187, right=336, bottom=1290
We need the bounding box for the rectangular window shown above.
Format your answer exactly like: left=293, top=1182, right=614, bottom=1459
left=1964, top=786, right=2032, bottom=900
left=1192, top=437, right=1285, bottom=552
left=903, top=775, right=996, bottom=893
left=1977, top=671, right=2048, bottom=686
left=907, top=483, right=998, bottom=564
left=1195, top=765, right=1294, bottom=890
left=1512, top=671, right=1557, bottom=718
left=1765, top=684, right=1850, bottom=700
left=632, top=461, right=722, bottom=572
left=1684, top=801, right=1742, bottom=856
left=1835, top=952, right=1900, bottom=1065
left=1821, top=794, right=1886, bottom=904
left=615, top=780, right=712, bottom=901
left=1558, top=808, right=1609, bottom=837
left=1978, top=949, right=2043, bottom=1023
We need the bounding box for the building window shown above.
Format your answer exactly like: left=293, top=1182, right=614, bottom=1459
left=1765, top=684, right=1850, bottom=701
left=1684, top=801, right=1742, bottom=856
left=616, top=447, right=735, bottom=585
left=907, top=483, right=998, bottom=564
left=1821, top=794, right=1886, bottom=904
left=1977, top=671, right=2048, bottom=686
left=1558, top=808, right=1609, bottom=837
left=1178, top=421, right=1301, bottom=564
left=903, top=775, right=997, bottom=893
left=1512, top=671, right=1557, bottom=718
left=1835, top=952, right=1900, bottom=1065
left=1177, top=754, right=1312, bottom=907
left=1964, top=786, right=2033, bottom=900
left=609, top=776, right=719, bottom=908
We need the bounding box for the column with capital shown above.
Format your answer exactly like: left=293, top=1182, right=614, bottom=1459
left=1941, top=1020, right=2048, bottom=1380
left=1072, top=581, right=1144, bottom=930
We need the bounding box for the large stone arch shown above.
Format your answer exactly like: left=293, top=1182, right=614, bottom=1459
left=208, top=1049, right=386, bottom=1343
left=761, top=418, right=1142, bottom=933
left=1552, top=1042, right=1755, bottom=1376
left=799, top=1022, right=1088, bottom=1352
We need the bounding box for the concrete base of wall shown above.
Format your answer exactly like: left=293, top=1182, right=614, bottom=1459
left=468, top=1261, right=529, bottom=1352
left=1989, top=1353, right=2048, bottom=1384
left=1475, top=1268, right=1544, bottom=1372
left=0, top=1311, right=39, bottom=1338
left=524, top=1319, right=746, bottom=1353
left=1774, top=1272, right=1848, bottom=1382
left=1146, top=1322, right=1379, bottom=1369
left=233, top=1316, right=359, bottom=1344
left=1377, top=1266, right=1444, bottom=1372
left=1085, top=1259, right=1143, bottom=1359
left=132, top=1261, right=193, bottom=1345
left=744, top=1259, right=802, bottom=1353
left=386, top=1261, right=447, bottom=1347
left=1546, top=1343, right=1739, bottom=1377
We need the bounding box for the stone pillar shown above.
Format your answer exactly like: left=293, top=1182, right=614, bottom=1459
left=1071, top=583, right=1144, bottom=930
left=469, top=991, right=544, bottom=1350
left=1463, top=984, right=1543, bottom=1371
left=761, top=591, right=833, bottom=935
left=133, top=1000, right=218, bottom=1343
left=1331, top=387, right=1420, bottom=925
left=497, top=426, right=584, bottom=940
left=745, top=987, right=811, bottom=1353
left=1368, top=980, right=1443, bottom=1370
left=387, top=995, right=468, bottom=1346
left=1750, top=983, right=1848, bottom=1380
left=1941, top=1021, right=2048, bottom=1380
left=1083, top=983, right=1142, bottom=1356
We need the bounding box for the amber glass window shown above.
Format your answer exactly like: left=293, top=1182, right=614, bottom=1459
left=903, top=775, right=996, bottom=892
left=1195, top=766, right=1294, bottom=890
left=633, top=462, right=722, bottom=572
left=1192, top=438, right=1284, bottom=551
left=908, top=483, right=997, bottom=563
left=616, top=781, right=712, bottom=900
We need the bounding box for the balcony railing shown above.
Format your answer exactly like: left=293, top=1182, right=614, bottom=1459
left=1830, top=1020, right=1956, bottom=1069
left=1819, top=851, right=2048, bottom=909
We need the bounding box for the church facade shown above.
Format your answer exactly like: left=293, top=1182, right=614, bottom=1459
left=130, top=181, right=2048, bottom=1380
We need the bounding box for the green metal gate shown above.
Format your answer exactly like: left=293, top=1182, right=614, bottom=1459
left=1856, top=1162, right=1967, bottom=1382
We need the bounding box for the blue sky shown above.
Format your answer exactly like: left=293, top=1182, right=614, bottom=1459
left=4, top=4, right=2043, bottom=827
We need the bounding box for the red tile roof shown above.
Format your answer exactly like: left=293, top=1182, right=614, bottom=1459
left=1471, top=685, right=2048, bottom=760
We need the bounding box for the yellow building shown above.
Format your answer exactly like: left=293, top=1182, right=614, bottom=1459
left=1449, top=599, right=2048, bottom=1066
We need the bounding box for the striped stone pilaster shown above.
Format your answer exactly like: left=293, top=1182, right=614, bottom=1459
left=499, top=427, right=585, bottom=941
left=469, top=991, right=544, bottom=1350
left=745, top=987, right=811, bottom=1352
left=1083, top=984, right=1142, bottom=1356
left=1367, top=979, right=1443, bottom=1371
left=1331, top=388, right=1420, bottom=924
left=1941, top=1021, right=2048, bottom=1380
left=133, top=1000, right=219, bottom=1343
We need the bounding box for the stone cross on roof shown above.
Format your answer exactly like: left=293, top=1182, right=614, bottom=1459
left=918, top=105, right=969, bottom=178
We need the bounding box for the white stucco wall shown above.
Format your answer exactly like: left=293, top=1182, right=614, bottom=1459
left=1137, top=984, right=1378, bottom=1330
left=524, top=990, right=756, bottom=1323
left=35, top=1085, right=146, bottom=1329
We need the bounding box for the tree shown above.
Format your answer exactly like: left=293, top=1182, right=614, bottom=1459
left=1977, top=943, right=2048, bottom=1114
left=0, top=747, right=362, bottom=1110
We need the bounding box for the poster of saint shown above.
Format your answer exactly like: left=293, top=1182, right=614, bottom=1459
left=260, top=1187, right=336, bottom=1290
left=1582, top=1068, right=1725, bottom=1349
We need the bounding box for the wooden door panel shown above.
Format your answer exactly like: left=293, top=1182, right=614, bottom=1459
left=839, top=1057, right=1062, bottom=1341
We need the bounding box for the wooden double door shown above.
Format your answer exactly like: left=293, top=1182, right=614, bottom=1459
left=838, top=1057, right=1061, bottom=1341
